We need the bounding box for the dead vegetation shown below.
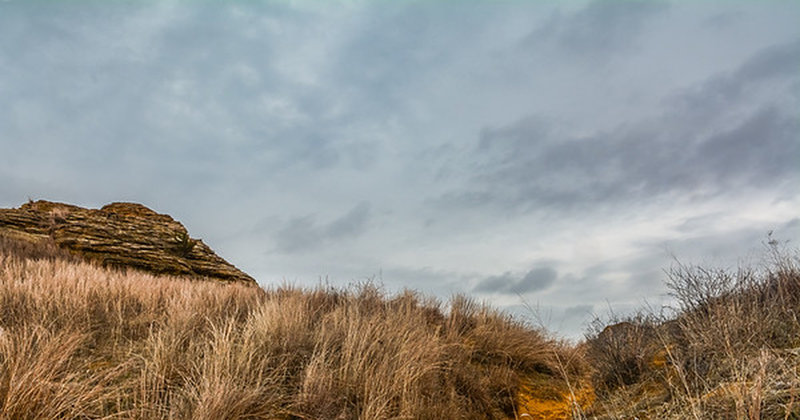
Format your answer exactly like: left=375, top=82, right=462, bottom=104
left=585, top=239, right=800, bottom=419
left=2, top=233, right=797, bottom=419
left=0, top=235, right=578, bottom=420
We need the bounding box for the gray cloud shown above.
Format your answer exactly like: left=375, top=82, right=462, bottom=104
left=2, top=1, right=798, bottom=342
left=474, top=272, right=515, bottom=293
left=325, top=202, right=372, bottom=240
left=273, top=202, right=371, bottom=254
left=329, top=4, right=493, bottom=114
left=737, top=39, right=800, bottom=81
left=441, top=40, right=800, bottom=214
left=658, top=218, right=800, bottom=264
left=668, top=39, right=800, bottom=121
left=527, top=1, right=668, bottom=59
left=475, top=266, right=558, bottom=295
left=0, top=1, right=374, bottom=185
left=702, top=10, right=745, bottom=29
left=564, top=304, right=594, bottom=320
left=519, top=267, right=559, bottom=293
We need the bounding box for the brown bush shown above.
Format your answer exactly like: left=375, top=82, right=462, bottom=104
left=585, top=315, right=660, bottom=394
left=586, top=241, right=800, bottom=419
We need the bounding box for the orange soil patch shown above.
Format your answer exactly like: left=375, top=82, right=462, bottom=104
left=515, top=375, right=595, bottom=419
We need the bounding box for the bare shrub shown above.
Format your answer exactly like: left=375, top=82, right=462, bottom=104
left=585, top=313, right=660, bottom=394
left=587, top=240, right=800, bottom=419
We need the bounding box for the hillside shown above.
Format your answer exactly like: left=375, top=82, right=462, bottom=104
left=0, top=234, right=589, bottom=419
left=0, top=200, right=797, bottom=419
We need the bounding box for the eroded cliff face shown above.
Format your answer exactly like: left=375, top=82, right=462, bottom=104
left=0, top=200, right=256, bottom=284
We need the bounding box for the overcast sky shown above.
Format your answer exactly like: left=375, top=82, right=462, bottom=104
left=2, top=0, right=798, bottom=339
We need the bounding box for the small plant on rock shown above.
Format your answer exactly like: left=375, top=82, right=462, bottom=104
left=173, top=231, right=196, bottom=257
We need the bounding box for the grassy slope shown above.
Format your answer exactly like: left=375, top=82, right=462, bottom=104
left=1, top=235, right=797, bottom=419
left=0, top=236, right=586, bottom=420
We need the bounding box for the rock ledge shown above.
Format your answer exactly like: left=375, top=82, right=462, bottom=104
left=0, top=200, right=256, bottom=284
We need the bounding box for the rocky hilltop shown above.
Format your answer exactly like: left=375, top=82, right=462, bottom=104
left=0, top=200, right=255, bottom=284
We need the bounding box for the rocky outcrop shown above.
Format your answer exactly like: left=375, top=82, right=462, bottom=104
left=0, top=200, right=256, bottom=285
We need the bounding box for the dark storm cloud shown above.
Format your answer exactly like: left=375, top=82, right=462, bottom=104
left=273, top=202, right=371, bottom=254
left=474, top=266, right=558, bottom=295
left=527, top=0, right=668, bottom=59
left=444, top=40, right=800, bottom=213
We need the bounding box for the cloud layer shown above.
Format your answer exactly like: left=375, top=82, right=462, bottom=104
left=2, top=0, right=799, bottom=338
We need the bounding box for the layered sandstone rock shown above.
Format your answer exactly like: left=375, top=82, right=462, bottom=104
left=0, top=200, right=255, bottom=284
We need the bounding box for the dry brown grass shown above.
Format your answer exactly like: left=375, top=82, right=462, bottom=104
left=10, top=232, right=795, bottom=419
left=0, top=236, right=571, bottom=420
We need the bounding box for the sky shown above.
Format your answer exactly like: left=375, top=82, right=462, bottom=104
left=1, top=0, right=798, bottom=339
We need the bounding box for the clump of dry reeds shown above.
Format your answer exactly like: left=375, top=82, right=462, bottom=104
left=0, top=235, right=570, bottom=420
